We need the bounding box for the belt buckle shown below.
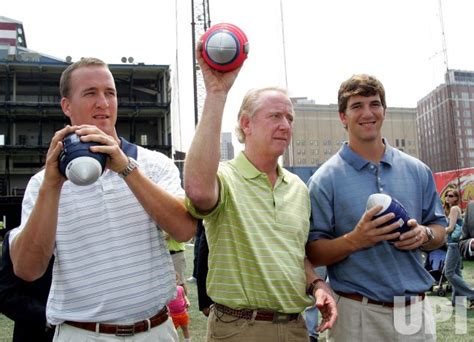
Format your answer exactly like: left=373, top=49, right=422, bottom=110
left=115, top=324, right=135, bottom=336
left=272, top=312, right=290, bottom=324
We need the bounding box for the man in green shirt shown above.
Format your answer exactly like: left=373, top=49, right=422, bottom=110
left=184, top=48, right=337, bottom=341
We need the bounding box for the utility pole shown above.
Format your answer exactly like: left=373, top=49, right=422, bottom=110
left=191, top=0, right=211, bottom=126
left=279, top=0, right=294, bottom=167
left=438, top=0, right=461, bottom=189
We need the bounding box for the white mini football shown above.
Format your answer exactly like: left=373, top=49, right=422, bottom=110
left=65, top=156, right=103, bottom=186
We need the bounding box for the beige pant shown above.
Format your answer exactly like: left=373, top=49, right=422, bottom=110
left=53, top=317, right=179, bottom=342
left=206, top=306, right=308, bottom=342
left=328, top=293, right=436, bottom=342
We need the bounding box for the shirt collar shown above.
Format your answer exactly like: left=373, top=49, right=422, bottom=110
left=231, top=151, right=288, bottom=183
left=338, top=138, right=394, bottom=171
left=119, top=137, right=138, bottom=159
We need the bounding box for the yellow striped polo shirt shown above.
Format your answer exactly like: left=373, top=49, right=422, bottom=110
left=185, top=152, right=312, bottom=313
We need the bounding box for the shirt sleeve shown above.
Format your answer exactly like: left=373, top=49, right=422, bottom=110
left=9, top=173, right=43, bottom=246
left=421, top=167, right=447, bottom=227
left=307, top=173, right=335, bottom=242
left=146, top=151, right=185, bottom=198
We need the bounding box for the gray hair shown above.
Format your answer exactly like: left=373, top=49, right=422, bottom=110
left=235, top=86, right=291, bottom=143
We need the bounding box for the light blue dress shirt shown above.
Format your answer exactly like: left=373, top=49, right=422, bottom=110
left=308, top=140, right=447, bottom=302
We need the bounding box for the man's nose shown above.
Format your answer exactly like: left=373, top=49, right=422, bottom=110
left=362, top=104, right=375, bottom=116
left=280, top=117, right=292, bottom=130
left=96, top=93, right=109, bottom=108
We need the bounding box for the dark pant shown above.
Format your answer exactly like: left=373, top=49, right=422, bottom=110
left=192, top=220, right=204, bottom=278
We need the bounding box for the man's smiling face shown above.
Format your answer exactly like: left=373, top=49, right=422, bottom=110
left=339, top=94, right=385, bottom=144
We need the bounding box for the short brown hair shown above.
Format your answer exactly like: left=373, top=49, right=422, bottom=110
left=338, top=74, right=386, bottom=113
left=60, top=57, right=108, bottom=98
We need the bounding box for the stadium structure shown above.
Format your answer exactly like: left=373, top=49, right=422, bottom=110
left=0, top=16, right=173, bottom=232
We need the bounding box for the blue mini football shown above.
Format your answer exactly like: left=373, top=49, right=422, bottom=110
left=58, top=133, right=106, bottom=186
left=366, top=193, right=411, bottom=242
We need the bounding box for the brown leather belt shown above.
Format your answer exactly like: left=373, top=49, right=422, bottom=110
left=65, top=307, right=168, bottom=336
left=335, top=291, right=425, bottom=308
left=214, top=303, right=299, bottom=323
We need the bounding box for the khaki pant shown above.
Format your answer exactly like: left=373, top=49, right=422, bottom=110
left=171, top=251, right=186, bottom=284
left=206, top=306, right=308, bottom=342
left=328, top=293, right=436, bottom=342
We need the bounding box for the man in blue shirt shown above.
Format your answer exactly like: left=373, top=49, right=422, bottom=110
left=306, top=74, right=446, bottom=341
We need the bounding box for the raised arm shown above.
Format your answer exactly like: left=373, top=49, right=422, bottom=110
left=184, top=44, right=241, bottom=212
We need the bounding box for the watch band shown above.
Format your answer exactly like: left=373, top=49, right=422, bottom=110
left=118, top=158, right=138, bottom=178
left=422, top=226, right=435, bottom=245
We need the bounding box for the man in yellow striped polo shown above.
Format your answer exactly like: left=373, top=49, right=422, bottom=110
left=184, top=48, right=337, bottom=342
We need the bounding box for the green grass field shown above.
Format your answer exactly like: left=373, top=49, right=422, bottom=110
left=1, top=247, right=474, bottom=341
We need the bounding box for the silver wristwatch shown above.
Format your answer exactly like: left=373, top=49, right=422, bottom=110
left=118, top=158, right=138, bottom=178
left=423, top=226, right=435, bottom=244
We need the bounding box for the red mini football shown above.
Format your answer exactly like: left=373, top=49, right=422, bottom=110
left=201, top=23, right=249, bottom=72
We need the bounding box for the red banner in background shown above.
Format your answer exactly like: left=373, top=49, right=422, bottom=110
left=434, top=167, right=474, bottom=209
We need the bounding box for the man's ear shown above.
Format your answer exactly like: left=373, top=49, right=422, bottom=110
left=240, top=115, right=251, bottom=136
left=339, top=111, right=347, bottom=129
left=61, top=97, right=72, bottom=119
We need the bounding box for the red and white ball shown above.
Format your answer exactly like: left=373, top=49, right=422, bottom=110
left=201, top=23, right=249, bottom=72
